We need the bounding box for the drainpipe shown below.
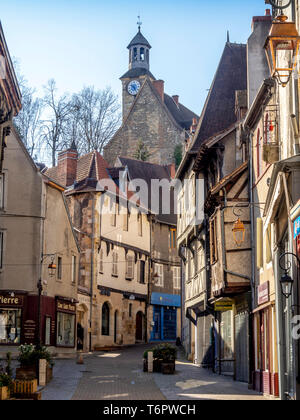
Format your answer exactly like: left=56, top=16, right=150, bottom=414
left=249, top=130, right=256, bottom=386
left=89, top=194, right=95, bottom=353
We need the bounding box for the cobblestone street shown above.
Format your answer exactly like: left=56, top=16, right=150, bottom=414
left=41, top=345, right=267, bottom=401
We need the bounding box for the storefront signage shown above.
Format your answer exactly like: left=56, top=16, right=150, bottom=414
left=294, top=216, right=300, bottom=239
left=258, top=282, right=270, bottom=306
left=0, top=294, right=23, bottom=307
left=23, top=320, right=36, bottom=342
left=151, top=292, right=181, bottom=307
left=214, top=301, right=233, bottom=312
left=57, top=301, right=76, bottom=314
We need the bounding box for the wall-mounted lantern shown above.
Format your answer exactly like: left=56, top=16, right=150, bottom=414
left=264, top=13, right=300, bottom=87
left=279, top=252, right=299, bottom=299
left=48, top=261, right=57, bottom=277
left=232, top=218, right=246, bottom=247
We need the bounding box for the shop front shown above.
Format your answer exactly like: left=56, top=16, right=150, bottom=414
left=252, top=282, right=279, bottom=397
left=150, top=293, right=181, bottom=342
left=0, top=292, right=77, bottom=356
left=0, top=292, right=25, bottom=347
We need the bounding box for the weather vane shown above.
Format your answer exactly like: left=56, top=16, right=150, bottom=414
left=137, top=15, right=142, bottom=31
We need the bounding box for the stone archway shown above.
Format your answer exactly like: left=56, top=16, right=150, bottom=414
left=77, top=304, right=88, bottom=352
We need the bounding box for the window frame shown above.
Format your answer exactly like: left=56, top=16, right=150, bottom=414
left=126, top=255, right=134, bottom=280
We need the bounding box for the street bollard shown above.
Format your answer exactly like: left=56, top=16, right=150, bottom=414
left=77, top=353, right=84, bottom=365
left=148, top=351, right=153, bottom=373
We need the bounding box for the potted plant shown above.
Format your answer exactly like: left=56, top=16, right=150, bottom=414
left=155, top=344, right=177, bottom=375
left=16, top=344, right=54, bottom=383
left=143, top=348, right=162, bottom=373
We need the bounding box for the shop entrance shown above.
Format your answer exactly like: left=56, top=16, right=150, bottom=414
left=136, top=311, right=143, bottom=341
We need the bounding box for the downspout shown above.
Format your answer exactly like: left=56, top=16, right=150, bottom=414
left=249, top=130, right=256, bottom=386
left=89, top=193, right=95, bottom=353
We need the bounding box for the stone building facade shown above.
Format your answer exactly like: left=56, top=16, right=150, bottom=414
left=104, top=27, right=198, bottom=167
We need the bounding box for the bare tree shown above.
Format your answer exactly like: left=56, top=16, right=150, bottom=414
left=40, top=79, right=72, bottom=166
left=67, top=86, right=121, bottom=155
left=13, top=63, right=43, bottom=158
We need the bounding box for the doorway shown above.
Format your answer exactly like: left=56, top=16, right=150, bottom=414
left=136, top=311, right=143, bottom=341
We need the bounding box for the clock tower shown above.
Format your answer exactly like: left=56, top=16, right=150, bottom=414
left=120, top=24, right=155, bottom=121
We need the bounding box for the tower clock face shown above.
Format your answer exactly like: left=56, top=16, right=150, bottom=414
left=128, top=80, right=141, bottom=96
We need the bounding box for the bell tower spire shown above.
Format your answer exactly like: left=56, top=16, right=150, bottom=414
left=127, top=20, right=151, bottom=72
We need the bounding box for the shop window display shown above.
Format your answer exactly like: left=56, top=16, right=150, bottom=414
left=56, top=312, right=75, bottom=347
left=0, top=309, right=21, bottom=345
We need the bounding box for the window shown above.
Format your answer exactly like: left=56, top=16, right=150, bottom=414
left=155, top=264, right=164, bottom=287
left=0, top=173, right=4, bottom=208
left=112, top=252, right=118, bottom=276
left=0, top=232, right=3, bottom=269
left=170, top=228, right=177, bottom=249
left=210, top=217, right=218, bottom=264
left=133, top=47, right=138, bottom=61
left=138, top=212, right=143, bottom=237
left=123, top=209, right=129, bottom=232
left=56, top=312, right=75, bottom=347
left=110, top=199, right=116, bottom=227
left=57, top=257, right=62, bottom=280
left=139, top=260, right=145, bottom=284
left=126, top=255, right=134, bottom=280
left=102, top=302, right=110, bottom=336
left=129, top=303, right=132, bottom=318
left=173, top=267, right=181, bottom=290
left=71, top=256, right=76, bottom=284
left=0, top=309, right=21, bottom=344
left=99, top=249, right=104, bottom=273
left=140, top=47, right=145, bottom=61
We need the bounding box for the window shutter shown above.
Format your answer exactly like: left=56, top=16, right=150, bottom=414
left=257, top=218, right=263, bottom=268
left=99, top=249, right=104, bottom=273
left=265, top=225, right=272, bottom=264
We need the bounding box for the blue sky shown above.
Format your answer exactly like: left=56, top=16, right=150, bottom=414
left=2, top=0, right=268, bottom=115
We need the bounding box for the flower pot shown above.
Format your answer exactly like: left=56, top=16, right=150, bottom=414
left=0, top=386, right=9, bottom=401
left=161, top=361, right=175, bottom=375
left=153, top=359, right=162, bottom=373
left=16, top=365, right=37, bottom=380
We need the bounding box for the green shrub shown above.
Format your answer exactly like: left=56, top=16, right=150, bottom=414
left=152, top=344, right=177, bottom=361
left=18, top=344, right=54, bottom=367
left=0, top=373, right=12, bottom=389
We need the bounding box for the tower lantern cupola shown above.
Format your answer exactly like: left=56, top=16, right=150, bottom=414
left=127, top=24, right=151, bottom=71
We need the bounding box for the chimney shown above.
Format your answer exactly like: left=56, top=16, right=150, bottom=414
left=190, top=118, right=198, bottom=134
left=153, top=80, right=165, bottom=102
left=167, top=163, right=176, bottom=179
left=172, top=95, right=179, bottom=106
left=57, top=146, right=78, bottom=187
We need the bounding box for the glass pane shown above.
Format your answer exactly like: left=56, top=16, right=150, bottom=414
left=56, top=312, right=75, bottom=347
left=0, top=309, right=22, bottom=344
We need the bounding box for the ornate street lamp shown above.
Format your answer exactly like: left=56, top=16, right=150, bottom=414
left=264, top=12, right=300, bottom=87
left=279, top=252, right=299, bottom=299
left=232, top=218, right=246, bottom=247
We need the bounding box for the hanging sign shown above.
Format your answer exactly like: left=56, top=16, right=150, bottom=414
left=214, top=300, right=233, bottom=312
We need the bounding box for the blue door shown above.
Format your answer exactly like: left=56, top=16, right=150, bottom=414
left=153, top=306, right=161, bottom=340
left=163, top=307, right=177, bottom=341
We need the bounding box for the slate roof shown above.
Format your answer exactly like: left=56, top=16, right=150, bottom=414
left=190, top=42, right=247, bottom=152
left=116, top=157, right=177, bottom=225
left=164, top=93, right=198, bottom=130
left=120, top=67, right=156, bottom=80
left=127, top=29, right=152, bottom=49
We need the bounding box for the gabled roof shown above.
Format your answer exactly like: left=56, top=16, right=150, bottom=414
left=164, top=94, right=198, bottom=130
left=190, top=42, right=247, bottom=153
left=116, top=157, right=177, bottom=225
left=127, top=29, right=152, bottom=49
left=45, top=151, right=110, bottom=191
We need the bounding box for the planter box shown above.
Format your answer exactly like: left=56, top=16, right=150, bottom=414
left=0, top=386, right=10, bottom=401
left=13, top=379, right=38, bottom=396
left=161, top=361, right=175, bottom=375
left=16, top=365, right=37, bottom=380
left=46, top=365, right=53, bottom=384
